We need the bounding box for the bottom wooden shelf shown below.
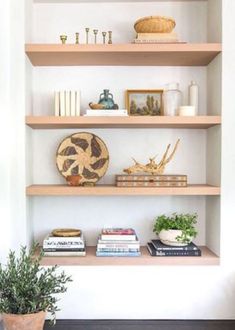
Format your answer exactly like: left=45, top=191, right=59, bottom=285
left=37, top=246, right=219, bottom=266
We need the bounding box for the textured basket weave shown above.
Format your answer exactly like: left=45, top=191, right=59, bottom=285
left=134, top=16, right=176, bottom=33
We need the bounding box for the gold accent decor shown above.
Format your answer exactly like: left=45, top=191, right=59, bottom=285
left=60, top=35, right=67, bottom=44
left=52, top=228, right=81, bottom=237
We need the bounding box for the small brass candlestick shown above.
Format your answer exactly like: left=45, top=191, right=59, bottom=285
left=85, top=28, right=90, bottom=44
left=102, top=32, right=107, bottom=44
left=93, top=29, right=98, bottom=44
left=60, top=35, right=67, bottom=44
left=108, top=31, right=112, bottom=44
left=75, top=32, right=79, bottom=44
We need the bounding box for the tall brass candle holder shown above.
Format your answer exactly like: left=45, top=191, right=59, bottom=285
left=75, top=32, right=79, bottom=44
left=85, top=28, right=90, bottom=44
left=102, top=32, right=107, bottom=44
left=93, top=29, right=98, bottom=44
left=108, top=31, right=112, bottom=44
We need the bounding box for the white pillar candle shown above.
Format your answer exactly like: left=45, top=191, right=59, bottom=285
left=178, top=106, right=196, bottom=116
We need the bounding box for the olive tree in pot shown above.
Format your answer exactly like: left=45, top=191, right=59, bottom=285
left=0, top=244, right=72, bottom=330
left=153, top=213, right=198, bottom=246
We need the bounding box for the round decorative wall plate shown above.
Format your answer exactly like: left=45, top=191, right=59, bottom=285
left=56, top=132, right=109, bottom=185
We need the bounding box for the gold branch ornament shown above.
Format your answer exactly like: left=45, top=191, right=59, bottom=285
left=123, top=139, right=180, bottom=175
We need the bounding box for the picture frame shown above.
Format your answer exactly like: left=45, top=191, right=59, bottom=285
left=126, top=89, right=163, bottom=116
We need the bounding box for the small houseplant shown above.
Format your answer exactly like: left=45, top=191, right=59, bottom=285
left=0, top=244, right=72, bottom=330
left=153, top=213, right=198, bottom=246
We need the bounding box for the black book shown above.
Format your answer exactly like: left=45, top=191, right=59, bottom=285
left=151, top=239, right=200, bottom=251
left=147, top=242, right=201, bottom=257
left=43, top=248, right=86, bottom=252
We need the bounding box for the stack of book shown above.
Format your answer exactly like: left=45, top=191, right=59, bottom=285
left=54, top=90, right=80, bottom=117
left=147, top=240, right=201, bottom=257
left=43, top=231, right=86, bottom=257
left=84, top=109, right=128, bottom=116
left=116, top=174, right=187, bottom=187
left=134, top=32, right=182, bottom=44
left=96, top=228, right=141, bottom=257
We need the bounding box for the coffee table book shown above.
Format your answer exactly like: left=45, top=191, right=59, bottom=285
left=147, top=242, right=201, bottom=257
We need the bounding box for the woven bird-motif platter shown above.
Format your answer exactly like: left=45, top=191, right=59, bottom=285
left=56, top=132, right=109, bottom=185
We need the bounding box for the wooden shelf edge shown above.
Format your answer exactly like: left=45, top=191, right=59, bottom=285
left=26, top=184, right=221, bottom=196
left=37, top=246, right=219, bottom=266
left=26, top=116, right=221, bottom=129
left=25, top=43, right=222, bottom=66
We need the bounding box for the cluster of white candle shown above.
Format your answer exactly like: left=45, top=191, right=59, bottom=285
left=54, top=91, right=80, bottom=116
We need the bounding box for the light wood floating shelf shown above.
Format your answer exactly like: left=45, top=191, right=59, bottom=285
left=26, top=116, right=221, bottom=129
left=26, top=184, right=220, bottom=196
left=37, top=246, right=219, bottom=266
left=25, top=44, right=222, bottom=66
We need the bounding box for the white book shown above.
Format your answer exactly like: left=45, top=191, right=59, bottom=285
left=44, top=251, right=86, bottom=257
left=65, top=90, right=71, bottom=116
left=84, top=114, right=128, bottom=117
left=76, top=90, right=81, bottom=116
left=70, top=91, right=76, bottom=116
left=86, top=109, right=128, bottom=115
left=54, top=91, right=60, bottom=116
left=59, top=91, right=65, bottom=116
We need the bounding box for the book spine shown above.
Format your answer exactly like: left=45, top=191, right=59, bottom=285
left=137, top=32, right=177, bottom=39
left=149, top=250, right=201, bottom=257
left=134, top=39, right=179, bottom=44
left=54, top=91, right=60, bottom=116
left=86, top=110, right=128, bottom=115
left=59, top=91, right=65, bottom=116
left=151, top=243, right=198, bottom=251
left=76, top=90, right=80, bottom=116
left=101, top=235, right=137, bottom=241
left=70, top=91, right=76, bottom=116
left=96, top=251, right=141, bottom=257
left=116, top=175, right=187, bottom=182
left=97, top=243, right=140, bottom=249
left=43, top=244, right=85, bottom=249
left=44, top=252, right=86, bottom=257
left=97, top=248, right=140, bottom=252
left=116, top=181, right=187, bottom=187
left=43, top=248, right=85, bottom=252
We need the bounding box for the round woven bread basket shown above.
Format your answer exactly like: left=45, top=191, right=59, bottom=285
left=134, top=16, right=176, bottom=33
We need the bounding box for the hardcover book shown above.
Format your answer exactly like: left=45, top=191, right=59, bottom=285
left=116, top=181, right=187, bottom=187
left=151, top=239, right=199, bottom=251
left=116, top=174, right=187, bottom=182
left=147, top=243, right=201, bottom=257
left=44, top=251, right=86, bottom=257
left=96, top=251, right=141, bottom=257
left=101, top=228, right=137, bottom=241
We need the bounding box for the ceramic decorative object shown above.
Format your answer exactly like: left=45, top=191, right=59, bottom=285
left=124, top=139, right=180, bottom=175
left=98, top=89, right=119, bottom=109
left=2, top=311, right=46, bottom=330
left=158, top=229, right=193, bottom=246
left=66, top=175, right=82, bottom=186
left=134, top=16, right=176, bottom=33
left=56, top=132, right=109, bottom=186
left=188, top=81, right=199, bottom=114
left=89, top=103, right=105, bottom=110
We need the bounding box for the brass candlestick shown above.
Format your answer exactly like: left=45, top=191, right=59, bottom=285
left=85, top=28, right=90, bottom=44
left=108, top=31, right=112, bottom=44
left=60, top=35, right=67, bottom=44
left=102, top=32, right=107, bottom=44
left=93, top=29, right=98, bottom=44
left=75, top=32, right=79, bottom=44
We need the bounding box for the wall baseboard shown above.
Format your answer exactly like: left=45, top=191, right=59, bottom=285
left=44, top=319, right=235, bottom=330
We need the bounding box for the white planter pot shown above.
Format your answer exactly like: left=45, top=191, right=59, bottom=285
left=158, top=229, right=192, bottom=246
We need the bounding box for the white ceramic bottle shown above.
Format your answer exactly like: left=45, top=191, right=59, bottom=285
left=189, top=81, right=199, bottom=114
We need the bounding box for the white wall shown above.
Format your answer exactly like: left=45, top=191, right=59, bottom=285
left=1, top=0, right=235, bottom=323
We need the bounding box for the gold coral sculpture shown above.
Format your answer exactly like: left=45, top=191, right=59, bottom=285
left=123, top=139, right=180, bottom=175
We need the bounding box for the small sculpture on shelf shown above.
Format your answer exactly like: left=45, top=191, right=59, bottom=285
left=89, top=89, right=119, bottom=110
left=123, top=139, right=180, bottom=175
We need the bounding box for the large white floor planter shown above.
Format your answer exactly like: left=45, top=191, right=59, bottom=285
left=159, top=229, right=193, bottom=246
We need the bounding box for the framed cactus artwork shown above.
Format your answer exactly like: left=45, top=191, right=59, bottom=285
left=126, top=89, right=163, bottom=116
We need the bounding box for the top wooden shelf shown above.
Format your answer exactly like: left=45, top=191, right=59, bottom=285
left=35, top=0, right=208, bottom=3
left=25, top=43, right=222, bottom=66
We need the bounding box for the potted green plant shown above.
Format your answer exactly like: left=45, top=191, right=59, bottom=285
left=153, top=213, right=198, bottom=246
left=0, top=244, right=72, bottom=330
